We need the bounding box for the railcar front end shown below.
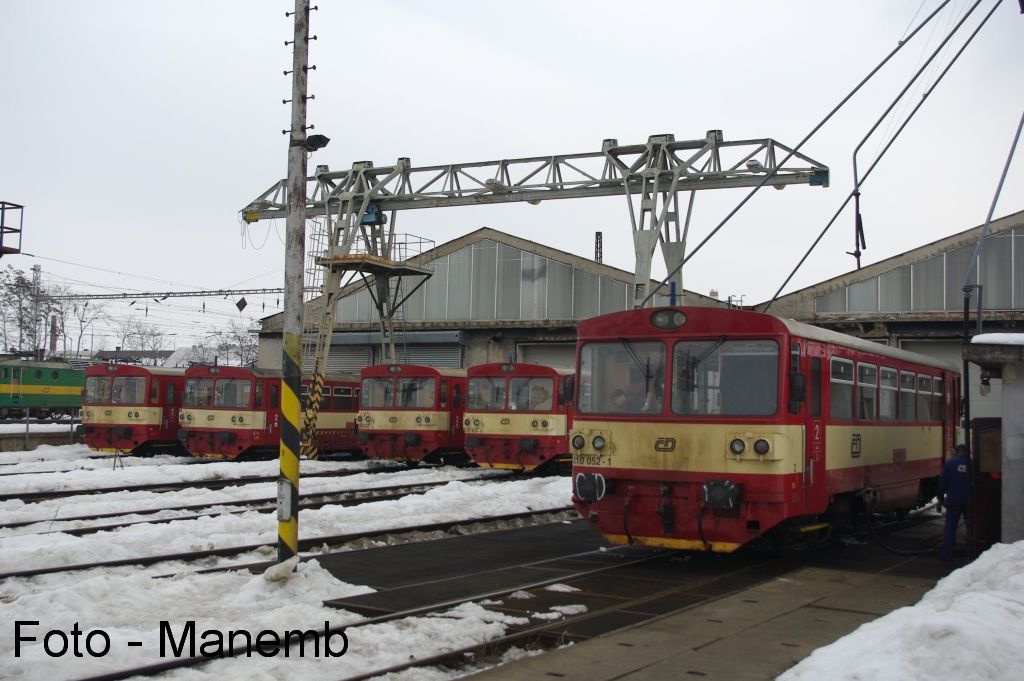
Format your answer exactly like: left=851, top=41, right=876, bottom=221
left=80, top=364, right=186, bottom=455
left=571, top=306, right=959, bottom=553
left=464, top=362, right=574, bottom=472
left=356, top=364, right=467, bottom=464
left=179, top=365, right=279, bottom=460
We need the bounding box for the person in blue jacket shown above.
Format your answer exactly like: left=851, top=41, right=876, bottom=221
left=937, top=443, right=970, bottom=561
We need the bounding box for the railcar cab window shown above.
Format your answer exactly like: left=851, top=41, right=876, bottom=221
left=185, top=378, right=215, bottom=407
left=579, top=341, right=665, bottom=414
left=398, top=377, right=435, bottom=408
left=830, top=358, right=854, bottom=419
left=361, top=378, right=394, bottom=408
left=214, top=379, right=248, bottom=408
left=511, top=377, right=554, bottom=411
left=84, top=376, right=113, bottom=403
left=111, top=376, right=146, bottom=405
left=673, top=339, right=778, bottom=416
left=468, top=377, right=505, bottom=410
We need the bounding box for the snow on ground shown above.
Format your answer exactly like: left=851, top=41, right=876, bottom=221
left=0, top=444, right=583, bottom=681
left=0, top=454, right=369, bottom=496
left=0, top=422, right=78, bottom=436
left=0, top=466, right=507, bottom=528
left=778, top=540, right=1024, bottom=681
left=0, top=475, right=572, bottom=574
left=5, top=444, right=1022, bottom=681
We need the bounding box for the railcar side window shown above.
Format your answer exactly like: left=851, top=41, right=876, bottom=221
left=917, top=375, right=933, bottom=421
left=810, top=358, right=821, bottom=417
left=899, top=371, right=916, bottom=421
left=167, top=383, right=176, bottom=405
left=857, top=364, right=878, bottom=421
left=468, top=377, right=505, bottom=410
left=672, top=340, right=778, bottom=416
left=150, top=378, right=160, bottom=404
left=880, top=368, right=898, bottom=420
left=254, top=382, right=264, bottom=408
left=333, top=387, right=354, bottom=411
left=932, top=377, right=944, bottom=417
left=578, top=341, right=665, bottom=414
left=830, top=358, right=854, bottom=420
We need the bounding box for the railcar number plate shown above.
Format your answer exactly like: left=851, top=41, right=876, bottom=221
left=572, top=454, right=611, bottom=466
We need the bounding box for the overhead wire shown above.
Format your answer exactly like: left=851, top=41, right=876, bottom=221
left=638, top=0, right=958, bottom=309
left=764, top=0, right=1002, bottom=311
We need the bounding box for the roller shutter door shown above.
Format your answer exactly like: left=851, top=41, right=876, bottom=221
left=394, top=345, right=462, bottom=368
left=302, top=346, right=373, bottom=373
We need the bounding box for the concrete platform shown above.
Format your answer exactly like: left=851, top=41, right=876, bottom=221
left=465, top=547, right=956, bottom=681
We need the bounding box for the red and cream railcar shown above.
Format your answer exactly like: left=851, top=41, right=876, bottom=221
left=571, top=306, right=960, bottom=553
left=79, top=364, right=187, bottom=455
left=464, top=362, right=575, bottom=472
left=356, top=364, right=467, bottom=464
left=178, top=365, right=360, bottom=460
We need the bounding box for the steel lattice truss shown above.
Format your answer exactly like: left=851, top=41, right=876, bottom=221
left=242, top=131, right=828, bottom=389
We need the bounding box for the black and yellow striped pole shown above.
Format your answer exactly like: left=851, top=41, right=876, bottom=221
left=278, top=0, right=313, bottom=563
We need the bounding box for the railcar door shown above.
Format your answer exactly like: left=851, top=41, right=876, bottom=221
left=803, top=342, right=829, bottom=514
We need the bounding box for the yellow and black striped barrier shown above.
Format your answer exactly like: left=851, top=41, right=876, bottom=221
left=278, top=332, right=302, bottom=562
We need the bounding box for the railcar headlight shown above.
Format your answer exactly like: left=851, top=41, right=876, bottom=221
left=754, top=439, right=770, bottom=456
left=572, top=435, right=586, bottom=450
left=416, top=416, right=422, bottom=424
left=651, top=309, right=687, bottom=329
left=729, top=438, right=745, bottom=455
left=464, top=418, right=471, bottom=426
left=592, top=435, right=607, bottom=451
left=473, top=418, right=480, bottom=426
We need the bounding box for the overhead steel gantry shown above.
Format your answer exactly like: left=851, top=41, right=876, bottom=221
left=242, top=129, right=829, bottom=457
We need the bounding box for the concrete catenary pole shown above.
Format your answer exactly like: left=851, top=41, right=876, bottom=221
left=278, top=0, right=311, bottom=564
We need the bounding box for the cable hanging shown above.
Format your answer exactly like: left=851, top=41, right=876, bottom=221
left=764, top=0, right=1001, bottom=312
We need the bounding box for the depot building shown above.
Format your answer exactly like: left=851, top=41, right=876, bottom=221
left=257, top=210, right=1024, bottom=421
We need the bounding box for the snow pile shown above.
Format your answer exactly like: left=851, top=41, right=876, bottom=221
left=778, top=541, right=1024, bottom=681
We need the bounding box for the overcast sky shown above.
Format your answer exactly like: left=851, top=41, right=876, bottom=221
left=2, top=1, right=1021, bottom=349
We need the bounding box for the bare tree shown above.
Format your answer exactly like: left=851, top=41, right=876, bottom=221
left=0, top=265, right=36, bottom=353
left=133, top=319, right=166, bottom=364
left=224, top=320, right=258, bottom=366
left=72, top=300, right=106, bottom=356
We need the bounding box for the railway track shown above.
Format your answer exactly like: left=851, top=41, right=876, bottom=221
left=2, top=475, right=507, bottom=535
left=0, top=507, right=577, bottom=580
left=0, top=465, right=406, bottom=503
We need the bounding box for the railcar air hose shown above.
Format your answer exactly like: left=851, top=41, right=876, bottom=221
left=860, top=488, right=939, bottom=556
